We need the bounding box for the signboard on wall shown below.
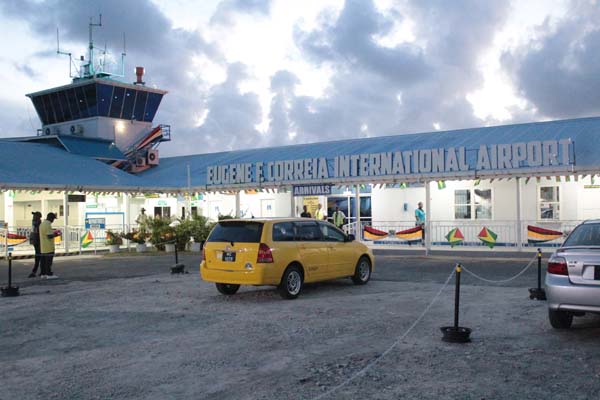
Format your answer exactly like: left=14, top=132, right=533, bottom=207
left=206, top=139, right=574, bottom=187
left=303, top=196, right=320, bottom=216
left=85, top=218, right=106, bottom=229
left=293, top=184, right=332, bottom=196
left=68, top=195, right=86, bottom=202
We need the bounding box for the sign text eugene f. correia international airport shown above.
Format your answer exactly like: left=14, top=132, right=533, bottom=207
left=206, top=139, right=572, bottom=186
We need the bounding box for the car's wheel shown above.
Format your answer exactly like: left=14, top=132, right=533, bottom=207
left=278, top=265, right=303, bottom=299
left=352, top=256, right=371, bottom=285
left=215, top=283, right=240, bottom=295
left=548, top=309, right=573, bottom=329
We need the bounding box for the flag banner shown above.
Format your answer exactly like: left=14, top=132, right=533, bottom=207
left=565, top=176, right=571, bottom=182
left=445, top=228, right=465, bottom=247
left=363, top=226, right=389, bottom=241
left=525, top=177, right=531, bottom=184
left=395, top=226, right=423, bottom=242
left=478, top=227, right=498, bottom=249
left=0, top=232, right=28, bottom=246
left=555, top=176, right=561, bottom=182
left=400, top=183, right=407, bottom=189
left=80, top=231, right=94, bottom=248
left=527, top=225, right=563, bottom=244
left=474, top=179, right=481, bottom=186
left=437, top=181, right=446, bottom=189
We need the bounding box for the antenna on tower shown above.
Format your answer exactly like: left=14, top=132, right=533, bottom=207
left=56, top=28, right=76, bottom=78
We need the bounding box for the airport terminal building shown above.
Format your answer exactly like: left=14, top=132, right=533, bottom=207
left=1, top=48, right=599, bottom=252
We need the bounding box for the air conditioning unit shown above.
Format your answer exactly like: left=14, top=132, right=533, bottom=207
left=44, top=127, right=51, bottom=136
left=70, top=124, right=84, bottom=136
left=135, top=157, right=147, bottom=167
left=147, top=149, right=159, bottom=165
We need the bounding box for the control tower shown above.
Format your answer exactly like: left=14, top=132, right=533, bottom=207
left=22, top=15, right=170, bottom=172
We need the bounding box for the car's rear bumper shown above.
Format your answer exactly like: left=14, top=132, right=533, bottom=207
left=546, top=273, right=600, bottom=313
left=200, top=261, right=273, bottom=285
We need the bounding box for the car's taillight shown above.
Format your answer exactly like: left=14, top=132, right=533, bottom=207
left=257, top=243, right=273, bottom=263
left=548, top=256, right=568, bottom=276
left=201, top=246, right=206, bottom=262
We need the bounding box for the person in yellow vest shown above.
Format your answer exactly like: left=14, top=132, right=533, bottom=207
left=314, top=203, right=325, bottom=220
left=39, top=212, right=60, bottom=279
left=333, top=206, right=346, bottom=229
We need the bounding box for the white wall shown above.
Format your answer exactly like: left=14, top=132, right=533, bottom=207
left=372, top=186, right=426, bottom=223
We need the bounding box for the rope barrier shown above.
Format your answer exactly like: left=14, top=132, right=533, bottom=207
left=459, top=256, right=537, bottom=284
left=311, top=268, right=456, bottom=400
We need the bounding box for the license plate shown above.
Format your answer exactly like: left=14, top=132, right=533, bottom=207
left=595, top=266, right=600, bottom=280
left=222, top=251, right=236, bottom=262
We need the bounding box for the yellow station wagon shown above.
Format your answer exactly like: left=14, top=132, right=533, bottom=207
left=200, top=218, right=374, bottom=299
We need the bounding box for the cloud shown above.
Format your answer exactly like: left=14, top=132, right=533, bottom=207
left=185, top=62, right=264, bottom=154
left=502, top=2, right=600, bottom=119
left=210, top=0, right=271, bottom=25
left=278, top=0, right=510, bottom=143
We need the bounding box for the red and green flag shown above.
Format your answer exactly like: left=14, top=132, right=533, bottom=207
left=478, top=227, right=498, bottom=249
left=81, top=230, right=94, bottom=248
left=445, top=228, right=464, bottom=247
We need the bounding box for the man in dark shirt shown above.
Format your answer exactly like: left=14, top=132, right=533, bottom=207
left=300, top=205, right=312, bottom=218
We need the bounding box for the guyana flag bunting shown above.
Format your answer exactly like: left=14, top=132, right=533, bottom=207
left=363, top=226, right=389, bottom=241
left=478, top=227, right=498, bottom=249
left=445, top=228, right=464, bottom=247
left=473, top=179, right=480, bottom=186
left=81, top=230, right=94, bottom=248
left=437, top=180, right=446, bottom=190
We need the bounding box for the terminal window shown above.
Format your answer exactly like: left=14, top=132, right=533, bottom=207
left=539, top=186, right=560, bottom=220
left=454, top=189, right=492, bottom=220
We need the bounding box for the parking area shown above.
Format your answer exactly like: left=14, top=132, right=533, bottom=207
left=1, top=251, right=600, bottom=399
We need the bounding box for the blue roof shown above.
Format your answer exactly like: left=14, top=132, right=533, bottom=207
left=140, top=116, right=600, bottom=190
left=0, top=141, right=143, bottom=191
left=57, top=136, right=126, bottom=160
left=1, top=116, right=600, bottom=192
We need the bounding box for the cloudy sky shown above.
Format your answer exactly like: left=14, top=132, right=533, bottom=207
left=0, top=0, right=598, bottom=157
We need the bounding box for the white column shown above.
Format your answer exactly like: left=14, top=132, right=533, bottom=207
left=516, top=177, right=523, bottom=251
left=355, top=184, right=361, bottom=239
left=63, top=193, right=69, bottom=253
left=123, top=193, right=131, bottom=230
left=425, top=181, right=431, bottom=256
left=235, top=192, right=241, bottom=218
left=290, top=192, right=295, bottom=217
left=4, top=191, right=14, bottom=228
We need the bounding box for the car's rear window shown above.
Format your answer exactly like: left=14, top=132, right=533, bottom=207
left=207, top=221, right=264, bottom=243
left=563, top=224, right=600, bottom=247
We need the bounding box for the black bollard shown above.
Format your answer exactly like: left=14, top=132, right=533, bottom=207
left=1, top=252, right=20, bottom=297
left=528, top=248, right=547, bottom=300
left=171, top=240, right=186, bottom=274
left=441, top=264, right=471, bottom=343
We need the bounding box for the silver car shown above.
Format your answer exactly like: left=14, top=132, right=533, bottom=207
left=546, top=220, right=600, bottom=329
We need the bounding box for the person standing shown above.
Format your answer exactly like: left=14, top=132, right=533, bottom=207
left=333, top=206, right=346, bottom=229
left=28, top=211, right=42, bottom=278
left=315, top=203, right=325, bottom=220
left=300, top=205, right=312, bottom=218
left=136, top=207, right=148, bottom=228
left=415, top=202, right=426, bottom=245
left=39, top=212, right=60, bottom=279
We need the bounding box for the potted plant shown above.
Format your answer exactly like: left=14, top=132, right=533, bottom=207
left=189, top=215, right=211, bottom=252
left=105, top=230, right=123, bottom=253
left=147, top=216, right=172, bottom=251
left=123, top=230, right=147, bottom=252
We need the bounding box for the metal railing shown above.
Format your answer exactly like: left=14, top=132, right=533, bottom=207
left=344, top=219, right=583, bottom=249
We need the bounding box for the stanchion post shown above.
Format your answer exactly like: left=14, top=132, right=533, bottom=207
left=454, top=264, right=461, bottom=329
left=528, top=248, right=547, bottom=300
left=1, top=252, right=20, bottom=297
left=441, top=264, right=471, bottom=343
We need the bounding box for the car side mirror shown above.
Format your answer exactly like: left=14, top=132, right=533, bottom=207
left=346, top=234, right=355, bottom=242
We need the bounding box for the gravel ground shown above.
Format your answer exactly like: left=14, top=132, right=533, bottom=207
left=1, top=254, right=599, bottom=400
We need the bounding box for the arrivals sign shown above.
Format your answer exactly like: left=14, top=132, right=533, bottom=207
left=292, top=184, right=332, bottom=196
left=206, top=139, right=573, bottom=186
